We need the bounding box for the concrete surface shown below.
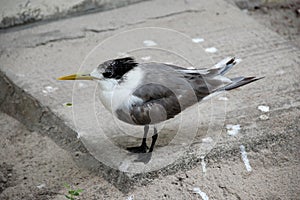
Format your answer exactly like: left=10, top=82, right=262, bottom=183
left=226, top=0, right=300, bottom=47
left=1, top=111, right=299, bottom=199
left=0, top=0, right=148, bottom=28
left=0, top=0, right=300, bottom=197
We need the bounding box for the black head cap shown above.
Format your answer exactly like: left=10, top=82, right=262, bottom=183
left=101, top=57, right=138, bottom=79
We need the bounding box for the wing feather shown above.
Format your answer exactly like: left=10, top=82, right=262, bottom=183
left=130, top=84, right=181, bottom=125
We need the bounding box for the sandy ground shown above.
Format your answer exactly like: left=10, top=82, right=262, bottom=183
left=1, top=1, right=300, bottom=200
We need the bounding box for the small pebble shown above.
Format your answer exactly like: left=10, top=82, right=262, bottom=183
left=37, top=183, right=46, bottom=189
left=1, top=177, right=7, bottom=183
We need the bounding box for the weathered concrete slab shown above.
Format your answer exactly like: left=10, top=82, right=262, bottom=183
left=1, top=110, right=299, bottom=199
left=0, top=0, right=299, bottom=192
left=0, top=0, right=148, bottom=28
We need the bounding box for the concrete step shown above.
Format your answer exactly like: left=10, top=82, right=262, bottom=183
left=0, top=0, right=299, bottom=192
left=0, top=0, right=148, bottom=29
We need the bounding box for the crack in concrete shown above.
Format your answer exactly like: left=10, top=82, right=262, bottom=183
left=4, top=8, right=204, bottom=49
left=148, top=9, right=204, bottom=20
left=83, top=27, right=117, bottom=33
left=0, top=0, right=153, bottom=29
left=26, top=35, right=86, bottom=48
left=83, top=9, right=204, bottom=34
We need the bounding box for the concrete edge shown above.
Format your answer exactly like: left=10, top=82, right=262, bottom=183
left=0, top=69, right=136, bottom=193
left=0, top=0, right=150, bottom=29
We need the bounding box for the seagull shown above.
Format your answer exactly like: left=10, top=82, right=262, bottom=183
left=58, top=57, right=262, bottom=163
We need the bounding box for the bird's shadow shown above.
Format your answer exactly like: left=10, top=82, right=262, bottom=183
left=133, top=152, right=153, bottom=164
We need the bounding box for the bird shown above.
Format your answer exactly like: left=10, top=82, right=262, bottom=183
left=58, top=56, right=262, bottom=163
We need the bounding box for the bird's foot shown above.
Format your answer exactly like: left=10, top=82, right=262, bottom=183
left=126, top=144, right=149, bottom=153
left=134, top=152, right=152, bottom=164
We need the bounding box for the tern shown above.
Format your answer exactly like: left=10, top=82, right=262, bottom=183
left=58, top=57, right=262, bottom=163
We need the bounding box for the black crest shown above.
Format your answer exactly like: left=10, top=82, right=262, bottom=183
left=102, top=57, right=138, bottom=79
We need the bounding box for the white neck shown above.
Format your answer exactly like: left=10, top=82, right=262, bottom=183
left=97, top=67, right=144, bottom=112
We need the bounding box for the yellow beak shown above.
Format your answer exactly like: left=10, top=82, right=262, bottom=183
left=57, top=74, right=95, bottom=80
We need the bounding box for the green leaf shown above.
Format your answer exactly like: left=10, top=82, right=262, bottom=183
left=65, top=195, right=71, bottom=199
left=76, top=189, right=83, bottom=193
left=69, top=190, right=75, bottom=195
left=73, top=192, right=79, bottom=196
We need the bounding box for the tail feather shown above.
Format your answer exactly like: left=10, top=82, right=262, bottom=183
left=210, top=57, right=263, bottom=92
left=225, top=76, right=264, bottom=91
left=214, top=57, right=242, bottom=75
left=181, top=57, right=263, bottom=93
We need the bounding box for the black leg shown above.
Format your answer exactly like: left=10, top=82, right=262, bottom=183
left=127, top=125, right=149, bottom=153
left=149, top=127, right=158, bottom=152
left=134, top=127, right=158, bottom=164
left=141, top=125, right=149, bottom=147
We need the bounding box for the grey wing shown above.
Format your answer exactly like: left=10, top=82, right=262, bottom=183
left=128, top=62, right=213, bottom=125
left=126, top=63, right=213, bottom=125
left=154, top=63, right=229, bottom=100
left=130, top=84, right=181, bottom=125
left=123, top=59, right=237, bottom=125
left=116, top=58, right=259, bottom=125
left=139, top=63, right=212, bottom=100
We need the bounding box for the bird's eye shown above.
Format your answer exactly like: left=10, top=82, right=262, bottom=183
left=102, top=69, right=113, bottom=78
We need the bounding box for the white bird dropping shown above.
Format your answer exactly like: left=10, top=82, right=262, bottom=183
left=42, top=86, right=58, bottom=94
left=205, top=47, right=218, bottom=53
left=218, top=96, right=228, bottom=101
left=258, top=105, right=269, bottom=112
left=201, top=156, right=207, bottom=173
left=240, top=145, right=252, bottom=172
left=143, top=40, right=157, bottom=47
left=192, top=37, right=205, bottom=43
left=226, top=124, right=241, bottom=136
left=36, top=183, right=46, bottom=189
left=193, top=187, right=209, bottom=200
left=141, top=56, right=151, bottom=61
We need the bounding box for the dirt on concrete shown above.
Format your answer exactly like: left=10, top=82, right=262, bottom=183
left=227, top=0, right=300, bottom=47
